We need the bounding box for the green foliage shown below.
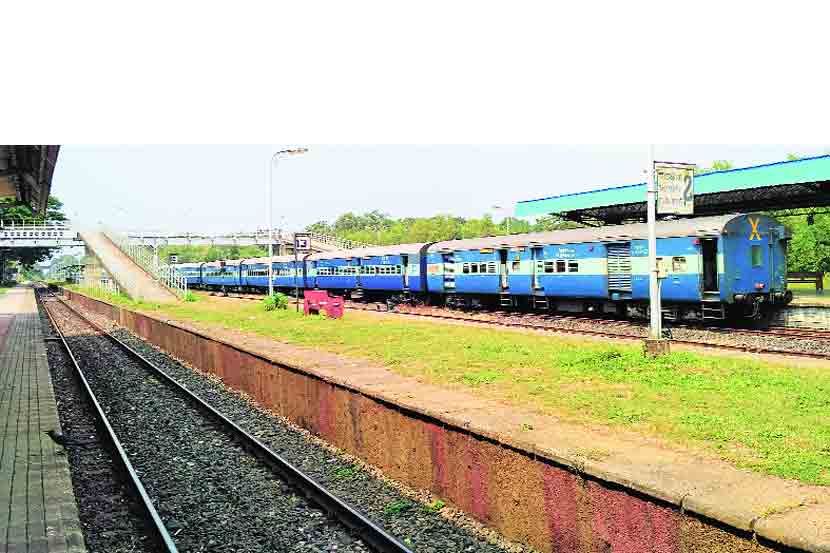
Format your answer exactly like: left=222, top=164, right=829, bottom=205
left=158, top=244, right=268, bottom=263
left=774, top=210, right=830, bottom=273
left=261, top=292, right=289, bottom=311
left=694, top=160, right=734, bottom=175
left=306, top=210, right=580, bottom=245
left=384, top=500, right=413, bottom=516
left=332, top=467, right=356, bottom=480
left=425, top=499, right=445, bottom=512
left=182, top=291, right=198, bottom=302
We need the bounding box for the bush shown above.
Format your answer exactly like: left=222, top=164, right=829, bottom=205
left=183, top=291, right=198, bottom=302
left=262, top=292, right=289, bottom=311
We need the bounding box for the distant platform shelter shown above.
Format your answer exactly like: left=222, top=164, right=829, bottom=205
left=515, top=155, right=830, bottom=225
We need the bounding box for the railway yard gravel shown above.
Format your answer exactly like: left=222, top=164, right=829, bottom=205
left=38, top=298, right=157, bottom=553
left=60, top=295, right=533, bottom=553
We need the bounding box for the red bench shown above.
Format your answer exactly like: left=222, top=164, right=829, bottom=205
left=303, top=290, right=344, bottom=319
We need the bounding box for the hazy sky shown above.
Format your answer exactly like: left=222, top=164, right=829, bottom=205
left=52, top=145, right=829, bottom=234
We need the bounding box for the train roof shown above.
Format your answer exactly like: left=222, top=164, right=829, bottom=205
left=431, top=214, right=744, bottom=251
left=242, top=255, right=296, bottom=264
left=202, top=259, right=244, bottom=268
left=174, top=214, right=757, bottom=267
left=308, top=243, right=426, bottom=261
left=173, top=262, right=201, bottom=268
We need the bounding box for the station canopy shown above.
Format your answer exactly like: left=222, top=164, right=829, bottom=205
left=0, top=145, right=61, bottom=216
left=515, top=155, right=830, bottom=225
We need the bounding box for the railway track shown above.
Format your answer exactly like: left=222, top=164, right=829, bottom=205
left=199, top=290, right=830, bottom=358
left=38, top=293, right=159, bottom=552
left=40, top=290, right=413, bottom=553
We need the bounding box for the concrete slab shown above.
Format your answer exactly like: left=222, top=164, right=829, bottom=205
left=0, top=287, right=86, bottom=553
left=756, top=501, right=830, bottom=553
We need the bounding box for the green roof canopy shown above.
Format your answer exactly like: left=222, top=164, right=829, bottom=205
left=516, top=155, right=830, bottom=224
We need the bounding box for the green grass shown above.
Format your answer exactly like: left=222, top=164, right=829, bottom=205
left=789, top=274, right=830, bottom=293
left=67, top=287, right=830, bottom=486
left=0, top=287, right=10, bottom=296
left=384, top=500, right=413, bottom=516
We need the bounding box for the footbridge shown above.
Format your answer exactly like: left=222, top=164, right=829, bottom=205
left=2, top=221, right=369, bottom=302
left=124, top=229, right=372, bottom=252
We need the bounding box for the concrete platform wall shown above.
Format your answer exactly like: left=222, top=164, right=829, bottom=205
left=62, top=289, right=791, bottom=553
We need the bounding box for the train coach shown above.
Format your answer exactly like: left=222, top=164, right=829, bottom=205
left=176, top=213, right=791, bottom=322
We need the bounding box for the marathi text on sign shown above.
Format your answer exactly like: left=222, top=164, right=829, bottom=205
left=655, top=162, right=695, bottom=215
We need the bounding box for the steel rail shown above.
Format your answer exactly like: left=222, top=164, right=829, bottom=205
left=37, top=292, right=179, bottom=553
left=345, top=302, right=830, bottom=360
left=50, top=292, right=414, bottom=553
left=199, top=290, right=830, bottom=357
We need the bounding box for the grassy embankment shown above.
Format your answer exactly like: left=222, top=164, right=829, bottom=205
left=66, top=285, right=830, bottom=486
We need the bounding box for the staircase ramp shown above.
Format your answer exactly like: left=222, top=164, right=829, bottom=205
left=79, top=231, right=179, bottom=303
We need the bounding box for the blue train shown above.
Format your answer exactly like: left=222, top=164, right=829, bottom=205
left=174, top=214, right=792, bottom=322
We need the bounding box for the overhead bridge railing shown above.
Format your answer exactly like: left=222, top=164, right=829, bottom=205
left=103, top=228, right=189, bottom=298
left=306, top=231, right=376, bottom=250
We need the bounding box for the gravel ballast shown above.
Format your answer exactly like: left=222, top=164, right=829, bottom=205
left=63, top=296, right=536, bottom=553
left=47, top=299, right=375, bottom=553
left=38, top=295, right=158, bottom=553
left=381, top=303, right=830, bottom=357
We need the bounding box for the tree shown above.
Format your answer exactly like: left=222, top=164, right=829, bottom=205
left=695, top=160, right=734, bottom=175
left=306, top=220, right=333, bottom=234
left=0, top=196, right=69, bottom=279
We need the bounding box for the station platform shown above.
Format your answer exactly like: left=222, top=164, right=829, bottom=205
left=0, top=287, right=86, bottom=553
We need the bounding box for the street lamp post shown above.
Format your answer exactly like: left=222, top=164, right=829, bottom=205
left=267, top=148, right=308, bottom=297
left=492, top=204, right=511, bottom=234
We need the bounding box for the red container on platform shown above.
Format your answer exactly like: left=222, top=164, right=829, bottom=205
left=303, top=290, right=344, bottom=319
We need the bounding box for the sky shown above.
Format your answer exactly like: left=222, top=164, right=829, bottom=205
left=51, top=145, right=830, bottom=234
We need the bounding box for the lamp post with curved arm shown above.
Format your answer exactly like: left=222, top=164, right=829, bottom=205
left=267, top=148, right=308, bottom=297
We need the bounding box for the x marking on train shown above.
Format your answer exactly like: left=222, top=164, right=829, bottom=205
left=748, top=217, right=762, bottom=241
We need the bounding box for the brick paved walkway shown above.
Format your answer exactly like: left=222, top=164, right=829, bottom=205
left=0, top=287, right=86, bottom=553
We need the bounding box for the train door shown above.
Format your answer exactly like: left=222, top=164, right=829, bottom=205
left=702, top=238, right=719, bottom=292
left=498, top=249, right=508, bottom=290
left=531, top=247, right=543, bottom=290
left=607, top=243, right=632, bottom=293
left=402, top=254, right=409, bottom=289
left=442, top=252, right=456, bottom=290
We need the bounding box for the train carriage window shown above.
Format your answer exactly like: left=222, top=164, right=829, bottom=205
left=487, top=262, right=497, bottom=273
left=471, top=264, right=478, bottom=274
left=556, top=260, right=567, bottom=273
left=512, top=261, right=521, bottom=271
left=480, top=263, right=488, bottom=274
left=751, top=245, right=762, bottom=267
left=463, top=263, right=470, bottom=274
left=568, top=260, right=579, bottom=273
left=544, top=261, right=555, bottom=273
left=672, top=256, right=687, bottom=272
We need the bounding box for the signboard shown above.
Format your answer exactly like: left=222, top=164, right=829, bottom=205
left=294, top=233, right=311, bottom=252
left=655, top=161, right=695, bottom=215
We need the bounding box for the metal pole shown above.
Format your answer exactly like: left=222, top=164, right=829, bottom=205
left=646, top=145, right=662, bottom=340
left=267, top=153, right=277, bottom=298
left=294, top=240, right=300, bottom=312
